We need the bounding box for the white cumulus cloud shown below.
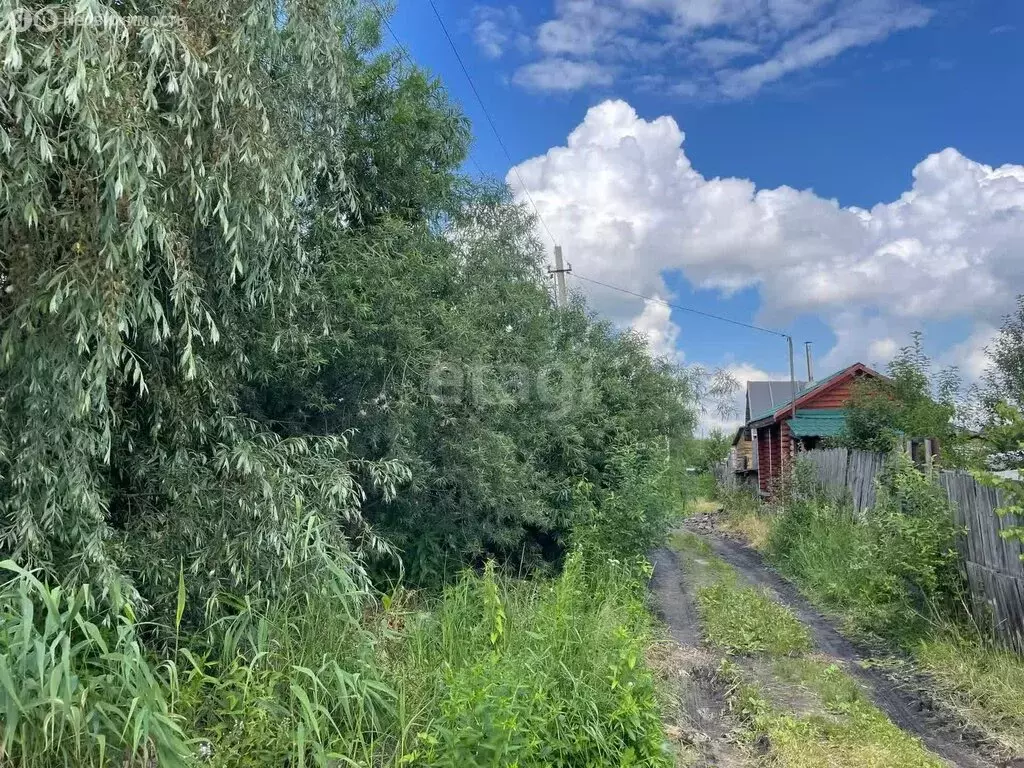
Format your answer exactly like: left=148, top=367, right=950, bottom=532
left=508, top=99, right=1024, bottom=379
left=632, top=297, right=683, bottom=360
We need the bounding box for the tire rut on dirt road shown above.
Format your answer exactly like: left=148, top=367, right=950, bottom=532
left=650, top=547, right=748, bottom=767
left=693, top=528, right=998, bottom=768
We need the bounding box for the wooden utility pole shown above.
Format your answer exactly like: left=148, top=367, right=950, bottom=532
left=549, top=246, right=571, bottom=308
left=805, top=342, right=814, bottom=382
left=788, top=336, right=797, bottom=421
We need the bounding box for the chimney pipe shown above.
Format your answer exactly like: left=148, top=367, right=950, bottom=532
left=805, top=342, right=814, bottom=383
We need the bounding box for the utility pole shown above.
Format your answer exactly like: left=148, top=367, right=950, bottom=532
left=788, top=336, right=797, bottom=421
left=549, top=246, right=571, bottom=308
left=805, top=342, right=814, bottom=382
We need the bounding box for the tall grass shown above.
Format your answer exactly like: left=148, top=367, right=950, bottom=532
left=1, top=549, right=671, bottom=767
left=0, top=561, right=189, bottom=767
left=759, top=457, right=1024, bottom=757
left=767, top=456, right=964, bottom=644
left=398, top=553, right=672, bottom=767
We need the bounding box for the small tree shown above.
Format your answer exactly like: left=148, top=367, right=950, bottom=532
left=981, top=296, right=1024, bottom=413
left=971, top=295, right=1024, bottom=558
left=974, top=402, right=1024, bottom=558
left=842, top=332, right=961, bottom=459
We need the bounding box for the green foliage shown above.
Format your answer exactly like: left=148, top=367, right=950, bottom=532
left=973, top=402, right=1024, bottom=556
left=176, top=557, right=398, bottom=767
left=980, top=296, right=1024, bottom=413
left=265, top=199, right=696, bottom=582
left=770, top=455, right=964, bottom=642
left=0, top=561, right=189, bottom=767
left=397, top=553, right=671, bottom=767
left=696, top=579, right=812, bottom=656
left=0, top=0, right=411, bottom=614
left=841, top=332, right=962, bottom=459
left=684, top=429, right=732, bottom=473
left=0, top=2, right=694, bottom=764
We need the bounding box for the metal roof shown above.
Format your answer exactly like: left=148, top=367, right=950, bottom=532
left=746, top=380, right=807, bottom=421
left=788, top=409, right=849, bottom=438
left=749, top=366, right=858, bottom=424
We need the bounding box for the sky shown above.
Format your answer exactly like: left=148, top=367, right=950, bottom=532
left=388, top=0, right=1024, bottom=429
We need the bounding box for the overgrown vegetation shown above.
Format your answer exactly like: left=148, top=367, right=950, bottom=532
left=0, top=3, right=699, bottom=764
left=670, top=530, right=942, bottom=766
left=725, top=658, right=943, bottom=768
left=717, top=456, right=1024, bottom=756
left=917, top=630, right=1024, bottom=756
left=400, top=554, right=671, bottom=767
left=769, top=457, right=964, bottom=643
left=697, top=579, right=812, bottom=656
left=840, top=332, right=963, bottom=461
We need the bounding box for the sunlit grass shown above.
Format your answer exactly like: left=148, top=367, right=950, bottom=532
left=917, top=630, right=1024, bottom=756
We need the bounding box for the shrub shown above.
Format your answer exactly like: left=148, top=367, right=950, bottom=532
left=398, top=554, right=672, bottom=767
left=768, top=454, right=964, bottom=643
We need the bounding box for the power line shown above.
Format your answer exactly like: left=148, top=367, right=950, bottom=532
left=371, top=2, right=784, bottom=346
left=570, top=272, right=789, bottom=339
left=368, top=1, right=488, bottom=180
left=424, top=0, right=558, bottom=247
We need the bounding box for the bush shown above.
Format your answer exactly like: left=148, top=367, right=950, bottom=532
left=398, top=555, right=672, bottom=767
left=768, top=454, right=964, bottom=643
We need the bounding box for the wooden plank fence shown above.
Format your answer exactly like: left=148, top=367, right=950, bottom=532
left=801, top=448, right=1024, bottom=652
left=800, top=448, right=885, bottom=514
left=940, top=472, right=1024, bottom=652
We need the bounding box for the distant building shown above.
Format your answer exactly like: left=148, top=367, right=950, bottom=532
left=731, top=380, right=806, bottom=475
left=741, top=363, right=884, bottom=494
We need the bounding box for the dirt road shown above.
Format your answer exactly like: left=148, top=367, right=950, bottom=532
left=650, top=527, right=1004, bottom=768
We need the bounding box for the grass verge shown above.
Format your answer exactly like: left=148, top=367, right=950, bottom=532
left=723, top=658, right=943, bottom=768
left=917, top=631, right=1024, bottom=756
left=760, top=473, right=1024, bottom=760
left=696, top=580, right=812, bottom=657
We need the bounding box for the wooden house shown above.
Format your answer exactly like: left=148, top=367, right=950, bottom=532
left=731, top=380, right=806, bottom=475
left=746, top=363, right=883, bottom=494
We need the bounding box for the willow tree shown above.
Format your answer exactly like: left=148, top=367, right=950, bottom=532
left=0, top=0, right=405, bottom=615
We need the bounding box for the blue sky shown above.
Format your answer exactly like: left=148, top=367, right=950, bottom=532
left=389, top=1, right=1024, bottom=424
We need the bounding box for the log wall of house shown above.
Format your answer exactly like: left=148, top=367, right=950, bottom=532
left=757, top=423, right=783, bottom=493
left=737, top=436, right=753, bottom=469
left=802, top=379, right=855, bottom=409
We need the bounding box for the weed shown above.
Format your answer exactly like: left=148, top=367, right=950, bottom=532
left=723, top=657, right=943, bottom=768
left=762, top=459, right=1022, bottom=758
left=917, top=630, right=1024, bottom=755
left=0, top=561, right=190, bottom=767
left=696, top=580, right=812, bottom=657
left=767, top=456, right=965, bottom=644
left=397, top=551, right=673, bottom=767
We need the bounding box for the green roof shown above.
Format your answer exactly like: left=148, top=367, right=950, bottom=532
left=788, top=408, right=849, bottom=438
left=748, top=367, right=850, bottom=423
